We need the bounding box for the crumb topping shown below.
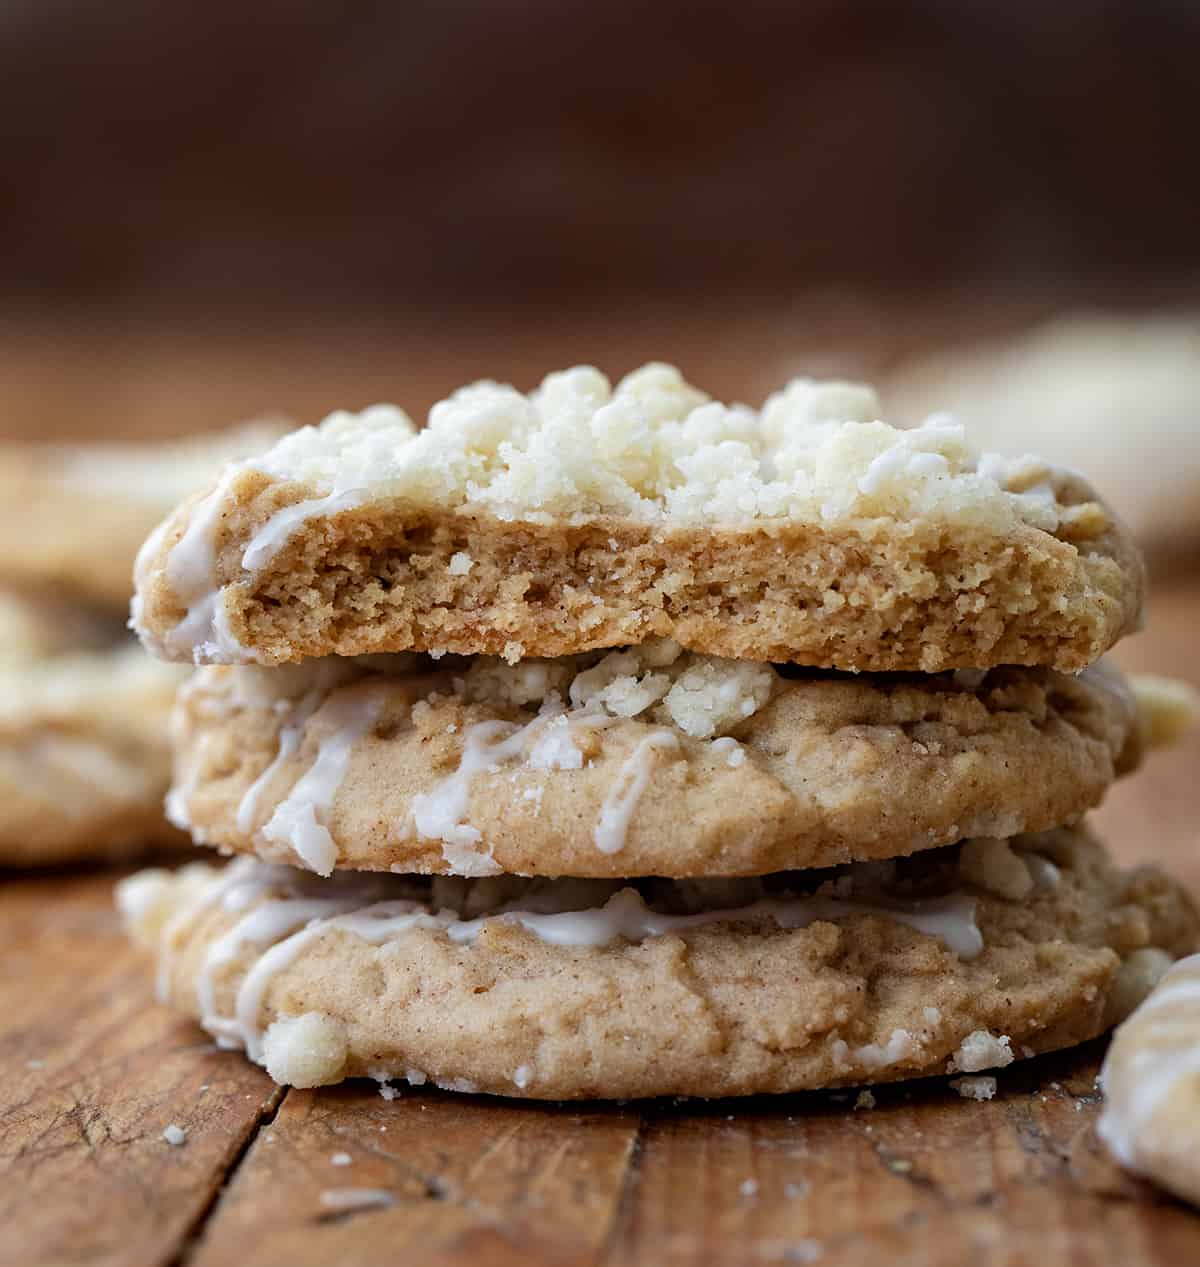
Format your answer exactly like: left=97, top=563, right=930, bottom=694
left=247, top=364, right=1085, bottom=531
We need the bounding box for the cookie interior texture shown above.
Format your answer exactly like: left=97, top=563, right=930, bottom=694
left=132, top=368, right=1143, bottom=672
left=168, top=648, right=1142, bottom=879
left=119, top=826, right=1198, bottom=1099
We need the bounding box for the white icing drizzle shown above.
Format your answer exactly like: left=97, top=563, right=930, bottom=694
left=236, top=691, right=326, bottom=834
left=165, top=865, right=983, bottom=1063
left=152, top=857, right=275, bottom=1001
left=594, top=731, right=679, bottom=854
left=411, top=708, right=615, bottom=874
left=199, top=898, right=362, bottom=1044
left=241, top=490, right=363, bottom=572
left=162, top=467, right=252, bottom=663
left=261, top=682, right=390, bottom=876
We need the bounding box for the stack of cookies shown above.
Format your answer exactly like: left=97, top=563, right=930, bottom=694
left=119, top=366, right=1197, bottom=1099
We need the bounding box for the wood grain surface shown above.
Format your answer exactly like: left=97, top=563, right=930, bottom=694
left=0, top=328, right=1197, bottom=1265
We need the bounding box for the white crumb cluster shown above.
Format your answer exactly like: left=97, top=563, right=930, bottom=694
left=245, top=363, right=1078, bottom=531
left=950, top=1075, right=997, bottom=1101
left=261, top=1012, right=349, bottom=1087
left=958, top=838, right=1034, bottom=901
left=162, top=1124, right=188, bottom=1146
left=464, top=638, right=775, bottom=739
left=951, top=1030, right=1015, bottom=1073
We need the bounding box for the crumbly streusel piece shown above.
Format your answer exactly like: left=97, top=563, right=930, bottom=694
left=131, top=368, right=1143, bottom=671
left=167, top=651, right=1142, bottom=879
left=118, top=824, right=1197, bottom=1099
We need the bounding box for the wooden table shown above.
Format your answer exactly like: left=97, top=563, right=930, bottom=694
left=1, top=578, right=1197, bottom=1267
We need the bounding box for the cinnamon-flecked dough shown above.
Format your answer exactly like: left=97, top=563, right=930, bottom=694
left=0, top=646, right=188, bottom=866
left=131, top=369, right=1144, bottom=672
left=119, top=826, right=1198, bottom=1100
left=168, top=651, right=1143, bottom=879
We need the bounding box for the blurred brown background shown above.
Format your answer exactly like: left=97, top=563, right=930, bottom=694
left=1, top=1, right=1197, bottom=440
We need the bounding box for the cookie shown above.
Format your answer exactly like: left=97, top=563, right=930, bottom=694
left=1099, top=952, right=1200, bottom=1206
left=0, top=645, right=188, bottom=866
left=887, top=314, right=1200, bottom=559
left=0, top=420, right=286, bottom=609
left=117, top=825, right=1197, bottom=1099
left=167, top=648, right=1141, bottom=878
left=131, top=367, right=1143, bottom=673
left=0, top=587, right=123, bottom=664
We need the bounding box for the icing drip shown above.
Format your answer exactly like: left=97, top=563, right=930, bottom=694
left=165, top=863, right=983, bottom=1063
left=412, top=708, right=615, bottom=875
left=162, top=467, right=252, bottom=663
left=241, top=490, right=363, bottom=572
left=235, top=691, right=326, bottom=833
left=594, top=731, right=679, bottom=854
left=151, top=857, right=275, bottom=1002
left=261, top=682, right=390, bottom=876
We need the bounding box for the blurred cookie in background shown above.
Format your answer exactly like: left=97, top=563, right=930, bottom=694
left=0, top=635, right=187, bottom=866
left=887, top=314, right=1200, bottom=567
left=0, top=419, right=288, bottom=610
left=0, top=420, right=288, bottom=864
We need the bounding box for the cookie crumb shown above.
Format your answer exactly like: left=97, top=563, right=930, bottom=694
left=854, top=1090, right=876, bottom=1111
left=162, top=1124, right=187, bottom=1146
left=950, top=1075, right=997, bottom=1101
left=951, top=1030, right=1014, bottom=1073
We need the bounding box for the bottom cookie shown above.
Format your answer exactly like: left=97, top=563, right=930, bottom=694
left=119, top=825, right=1197, bottom=1100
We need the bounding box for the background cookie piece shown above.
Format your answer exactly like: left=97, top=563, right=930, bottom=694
left=1099, top=952, right=1200, bottom=1206
left=0, top=587, right=124, bottom=664
left=0, top=420, right=287, bottom=610
left=131, top=368, right=1143, bottom=673
left=169, top=651, right=1142, bottom=878
left=887, top=314, right=1200, bottom=564
left=120, top=825, right=1198, bottom=1100
left=1098, top=952, right=1200, bottom=1206
left=0, top=645, right=188, bottom=866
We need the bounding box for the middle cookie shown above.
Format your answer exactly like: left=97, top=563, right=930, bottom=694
left=170, top=643, right=1141, bottom=879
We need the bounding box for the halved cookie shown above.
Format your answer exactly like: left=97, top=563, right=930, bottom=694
left=119, top=825, right=1198, bottom=1099
left=168, top=648, right=1141, bottom=878
left=131, top=368, right=1143, bottom=672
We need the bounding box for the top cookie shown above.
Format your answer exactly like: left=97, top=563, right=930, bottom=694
left=0, top=420, right=287, bottom=610
left=132, top=366, right=1144, bottom=672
